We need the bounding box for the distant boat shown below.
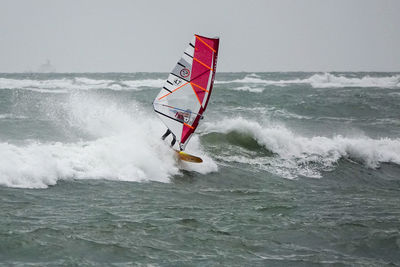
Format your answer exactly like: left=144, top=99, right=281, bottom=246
left=37, top=59, right=56, bottom=73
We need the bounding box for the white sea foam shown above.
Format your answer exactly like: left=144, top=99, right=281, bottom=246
left=217, top=73, right=400, bottom=89
left=0, top=94, right=217, bottom=188
left=202, top=118, right=400, bottom=179
left=247, top=73, right=261, bottom=78
left=306, top=73, right=400, bottom=88
left=232, top=86, right=265, bottom=93
left=216, top=76, right=303, bottom=86
left=0, top=77, right=164, bottom=92
left=2, top=73, right=398, bottom=92
left=225, top=106, right=311, bottom=120
left=0, top=113, right=27, bottom=120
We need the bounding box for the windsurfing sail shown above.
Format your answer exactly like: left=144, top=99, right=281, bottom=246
left=153, top=34, right=219, bottom=151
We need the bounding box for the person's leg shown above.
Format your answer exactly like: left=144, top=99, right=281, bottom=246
left=161, top=129, right=171, bottom=140
left=170, top=134, right=176, bottom=147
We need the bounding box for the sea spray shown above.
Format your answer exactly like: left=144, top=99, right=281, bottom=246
left=0, top=93, right=217, bottom=188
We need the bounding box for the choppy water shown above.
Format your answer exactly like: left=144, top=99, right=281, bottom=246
left=1, top=72, right=400, bottom=265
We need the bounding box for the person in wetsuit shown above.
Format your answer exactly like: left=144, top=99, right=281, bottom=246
left=161, top=129, right=176, bottom=147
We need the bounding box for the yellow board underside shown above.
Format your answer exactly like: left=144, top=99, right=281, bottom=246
left=175, top=150, right=203, bottom=163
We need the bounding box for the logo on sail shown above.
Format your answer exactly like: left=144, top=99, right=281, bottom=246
left=175, top=110, right=192, bottom=123
left=173, top=78, right=182, bottom=85
left=180, top=68, right=190, bottom=78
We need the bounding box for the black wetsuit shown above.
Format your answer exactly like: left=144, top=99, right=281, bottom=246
left=161, top=129, right=176, bottom=147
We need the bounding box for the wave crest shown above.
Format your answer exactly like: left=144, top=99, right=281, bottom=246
left=0, top=77, right=164, bottom=92
left=307, top=73, right=400, bottom=88
left=217, top=73, right=400, bottom=89
left=0, top=94, right=217, bottom=188
left=201, top=118, right=400, bottom=178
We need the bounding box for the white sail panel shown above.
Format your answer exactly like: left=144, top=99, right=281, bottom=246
left=153, top=34, right=219, bottom=150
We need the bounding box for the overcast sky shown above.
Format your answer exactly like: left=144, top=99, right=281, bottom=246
left=0, top=0, right=399, bottom=72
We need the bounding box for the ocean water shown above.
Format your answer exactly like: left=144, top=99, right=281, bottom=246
left=0, top=72, right=399, bottom=266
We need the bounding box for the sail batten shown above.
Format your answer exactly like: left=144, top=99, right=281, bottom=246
left=153, top=34, right=219, bottom=151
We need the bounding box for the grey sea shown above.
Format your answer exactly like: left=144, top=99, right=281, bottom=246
left=0, top=72, right=400, bottom=266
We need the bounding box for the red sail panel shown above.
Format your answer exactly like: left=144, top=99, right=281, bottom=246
left=180, top=35, right=219, bottom=145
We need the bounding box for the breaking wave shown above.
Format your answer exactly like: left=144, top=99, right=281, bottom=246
left=218, top=73, right=400, bottom=89
left=201, top=118, right=400, bottom=179
left=0, top=94, right=217, bottom=188
left=0, top=77, right=164, bottom=91
left=306, top=73, right=400, bottom=88
left=216, top=76, right=303, bottom=86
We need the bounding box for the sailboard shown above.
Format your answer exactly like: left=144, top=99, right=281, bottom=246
left=153, top=34, right=219, bottom=162
left=174, top=150, right=203, bottom=163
